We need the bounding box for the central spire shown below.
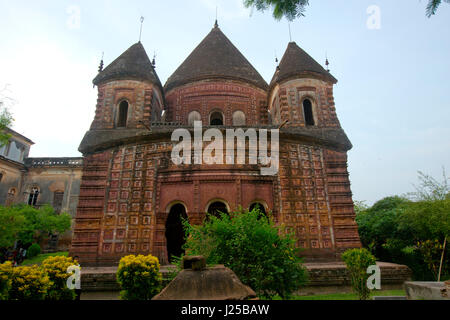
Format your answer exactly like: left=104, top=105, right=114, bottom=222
left=164, top=26, right=268, bottom=92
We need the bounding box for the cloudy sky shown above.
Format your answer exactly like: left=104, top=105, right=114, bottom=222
left=0, top=0, right=449, bottom=204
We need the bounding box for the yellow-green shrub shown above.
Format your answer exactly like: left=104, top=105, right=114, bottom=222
left=116, top=254, right=162, bottom=300
left=9, top=266, right=51, bottom=300
left=342, top=248, right=376, bottom=300
left=41, top=256, right=78, bottom=300
left=0, top=261, right=13, bottom=300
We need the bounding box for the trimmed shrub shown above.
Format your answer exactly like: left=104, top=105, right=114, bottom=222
left=341, top=248, right=376, bottom=300
left=27, top=243, right=41, bottom=258
left=9, top=265, right=51, bottom=300
left=0, top=261, right=13, bottom=300
left=183, top=208, right=308, bottom=299
left=40, top=256, right=77, bottom=300
left=116, top=254, right=163, bottom=300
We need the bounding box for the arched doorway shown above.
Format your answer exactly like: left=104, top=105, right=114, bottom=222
left=210, top=111, right=224, bottom=126
left=249, top=202, right=267, bottom=218
left=165, top=203, right=188, bottom=263
left=207, top=201, right=229, bottom=219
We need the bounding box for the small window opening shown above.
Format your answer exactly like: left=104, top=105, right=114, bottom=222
left=53, top=191, right=64, bottom=214
left=303, top=99, right=315, bottom=126
left=28, top=187, right=39, bottom=206
left=117, top=101, right=129, bottom=128
left=210, top=112, right=224, bottom=126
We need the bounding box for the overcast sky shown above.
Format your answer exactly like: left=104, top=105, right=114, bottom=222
left=0, top=0, right=449, bottom=204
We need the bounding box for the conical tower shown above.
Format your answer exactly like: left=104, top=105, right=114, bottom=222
left=269, top=41, right=341, bottom=129
left=164, top=23, right=269, bottom=126
left=88, top=42, right=164, bottom=134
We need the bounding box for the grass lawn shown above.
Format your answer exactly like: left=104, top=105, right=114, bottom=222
left=21, top=251, right=68, bottom=266
left=289, top=289, right=406, bottom=300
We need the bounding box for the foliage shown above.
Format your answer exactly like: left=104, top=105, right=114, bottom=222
left=21, top=251, right=68, bottom=266
left=116, top=254, right=163, bottom=300
left=0, top=86, right=14, bottom=147
left=0, top=261, right=13, bottom=300
left=356, top=193, right=450, bottom=280
left=356, top=196, right=411, bottom=258
left=407, top=168, right=449, bottom=201
left=165, top=254, right=183, bottom=282
left=426, top=0, right=450, bottom=17
left=183, top=207, right=308, bottom=299
left=40, top=255, right=77, bottom=300
left=416, top=240, right=447, bottom=280
left=243, top=0, right=309, bottom=21
left=341, top=248, right=376, bottom=300
left=9, top=265, right=51, bottom=300
left=8, top=204, right=71, bottom=245
left=27, top=243, right=41, bottom=259
left=0, top=206, right=25, bottom=248
left=242, top=0, right=449, bottom=21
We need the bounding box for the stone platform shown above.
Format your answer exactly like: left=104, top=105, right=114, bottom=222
left=80, top=261, right=412, bottom=294
left=404, top=281, right=449, bottom=300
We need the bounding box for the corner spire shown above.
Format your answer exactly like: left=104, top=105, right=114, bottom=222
left=214, top=5, right=219, bottom=28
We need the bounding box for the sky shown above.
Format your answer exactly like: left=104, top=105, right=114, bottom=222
left=0, top=0, right=449, bottom=205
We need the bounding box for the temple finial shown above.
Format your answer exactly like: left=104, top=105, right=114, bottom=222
left=214, top=5, right=219, bottom=28
left=139, top=16, right=145, bottom=42
left=152, top=52, right=156, bottom=68
left=98, top=52, right=104, bottom=73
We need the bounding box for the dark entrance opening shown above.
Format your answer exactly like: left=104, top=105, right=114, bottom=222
left=210, top=112, right=224, bottom=126
left=165, top=204, right=187, bottom=263
left=249, top=202, right=267, bottom=218
left=207, top=201, right=229, bottom=219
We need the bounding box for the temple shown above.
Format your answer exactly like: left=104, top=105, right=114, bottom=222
left=70, top=22, right=360, bottom=266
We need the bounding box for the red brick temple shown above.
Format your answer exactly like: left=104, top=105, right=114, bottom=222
left=70, top=22, right=361, bottom=266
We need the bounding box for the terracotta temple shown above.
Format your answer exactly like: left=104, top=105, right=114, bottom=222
left=69, top=21, right=361, bottom=266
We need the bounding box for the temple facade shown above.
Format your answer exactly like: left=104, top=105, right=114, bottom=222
left=70, top=23, right=361, bottom=266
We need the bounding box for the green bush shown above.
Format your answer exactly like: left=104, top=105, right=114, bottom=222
left=356, top=196, right=450, bottom=280
left=0, top=261, right=13, bottom=300
left=183, top=208, right=308, bottom=299
left=27, top=243, right=41, bottom=259
left=9, top=265, right=51, bottom=300
left=40, top=256, right=77, bottom=300
left=116, top=254, right=163, bottom=300
left=341, top=248, right=376, bottom=300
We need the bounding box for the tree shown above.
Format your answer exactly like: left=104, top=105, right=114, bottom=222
left=341, top=248, right=376, bottom=300
left=407, top=167, right=449, bottom=202
left=243, top=0, right=309, bottom=21
left=426, top=0, right=450, bottom=17
left=243, top=0, right=449, bottom=21
left=406, top=167, right=449, bottom=280
left=182, top=207, right=308, bottom=299
left=356, top=196, right=411, bottom=258
left=0, top=205, right=71, bottom=249
left=0, top=207, right=25, bottom=248
left=15, top=204, right=72, bottom=245
left=0, top=86, right=14, bottom=147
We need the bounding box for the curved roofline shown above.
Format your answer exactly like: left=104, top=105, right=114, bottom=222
left=164, top=75, right=269, bottom=95
left=164, top=26, right=268, bottom=93
left=269, top=71, right=337, bottom=94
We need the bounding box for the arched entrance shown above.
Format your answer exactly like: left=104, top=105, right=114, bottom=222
left=249, top=202, right=267, bottom=219
left=207, top=201, right=229, bottom=219
left=165, top=203, right=188, bottom=263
